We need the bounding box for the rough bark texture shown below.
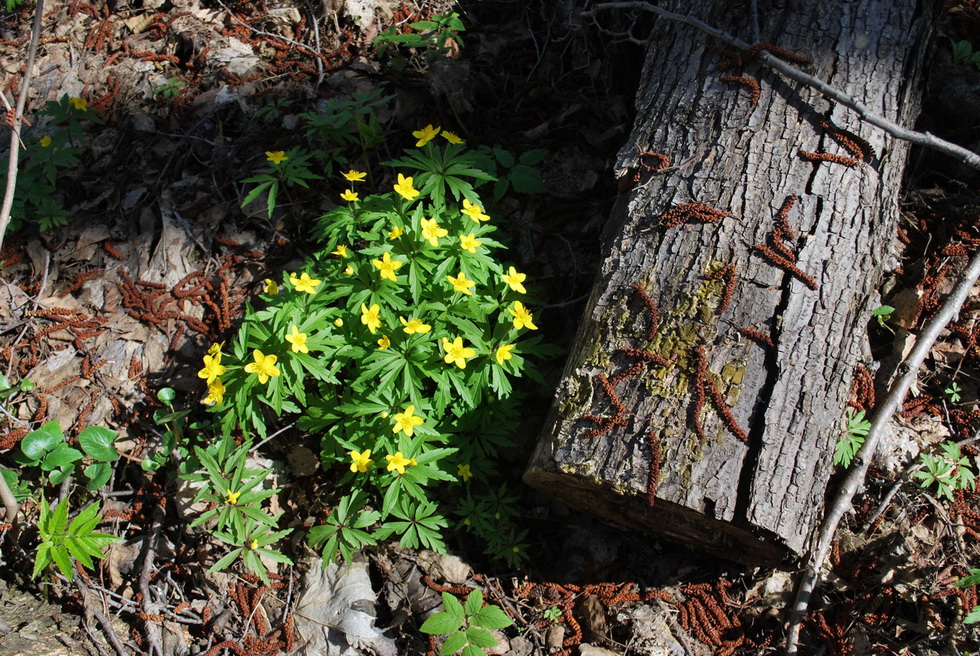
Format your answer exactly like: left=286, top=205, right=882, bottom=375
left=525, top=0, right=935, bottom=565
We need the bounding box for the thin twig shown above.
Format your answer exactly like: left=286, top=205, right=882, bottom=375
left=585, top=2, right=980, bottom=170
left=76, top=575, right=129, bottom=656
left=786, top=248, right=980, bottom=655
left=139, top=506, right=165, bottom=656
left=0, top=0, right=46, bottom=250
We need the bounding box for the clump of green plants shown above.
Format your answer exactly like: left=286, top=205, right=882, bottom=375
left=955, top=570, right=980, bottom=624
left=871, top=304, right=894, bottom=329
left=914, top=440, right=976, bottom=501
left=374, top=11, right=466, bottom=69
left=951, top=39, right=980, bottom=70
left=32, top=495, right=119, bottom=581
left=944, top=381, right=962, bottom=404
left=833, top=408, right=871, bottom=468
left=0, top=95, right=102, bottom=235
left=420, top=589, right=512, bottom=656
left=153, top=76, right=186, bottom=100
left=12, top=420, right=120, bottom=489
left=222, top=125, right=551, bottom=566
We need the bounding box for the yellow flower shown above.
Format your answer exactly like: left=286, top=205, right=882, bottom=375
left=442, top=131, right=463, bottom=145
left=508, top=301, right=538, bottom=330
left=204, top=378, right=225, bottom=405
left=208, top=342, right=224, bottom=357
left=343, top=265, right=354, bottom=276
left=442, top=336, right=476, bottom=369
left=447, top=272, right=475, bottom=296
left=393, top=405, right=425, bottom=437
left=388, top=225, right=404, bottom=240
left=244, top=349, right=280, bottom=384
left=334, top=318, right=344, bottom=327
left=361, top=303, right=381, bottom=334
left=457, top=464, right=473, bottom=481
left=461, top=199, right=490, bottom=223
left=386, top=451, right=413, bottom=475
left=285, top=325, right=309, bottom=354
left=289, top=272, right=321, bottom=294
left=459, top=233, right=482, bottom=253
left=263, top=278, right=279, bottom=295
left=341, top=189, right=359, bottom=202
left=502, top=266, right=527, bottom=294
left=495, top=343, right=515, bottom=365
left=420, top=217, right=448, bottom=247
left=377, top=335, right=391, bottom=350
left=225, top=489, right=241, bottom=505
left=266, top=150, right=288, bottom=165
left=198, top=352, right=225, bottom=385
left=332, top=245, right=349, bottom=258
left=349, top=449, right=374, bottom=473
left=413, top=124, right=441, bottom=147
left=250, top=539, right=259, bottom=550
left=343, top=169, right=367, bottom=182
left=372, top=252, right=404, bottom=282
left=69, top=97, right=87, bottom=111
left=400, top=316, right=431, bottom=334
left=393, top=173, right=420, bottom=201
left=39, top=136, right=52, bottom=147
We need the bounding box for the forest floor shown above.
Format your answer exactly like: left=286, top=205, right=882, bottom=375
left=0, top=0, right=979, bottom=655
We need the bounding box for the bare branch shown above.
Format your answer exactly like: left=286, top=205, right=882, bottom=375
left=585, top=2, right=980, bottom=171
left=0, top=0, right=46, bottom=251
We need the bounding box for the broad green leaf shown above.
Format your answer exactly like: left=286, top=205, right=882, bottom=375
left=463, top=589, right=483, bottom=617
left=79, top=426, right=119, bottom=461
left=465, top=626, right=497, bottom=649
left=41, top=443, right=83, bottom=470
left=419, top=611, right=462, bottom=635
left=20, top=421, right=64, bottom=462
left=440, top=631, right=467, bottom=655
left=471, top=604, right=513, bottom=629
left=84, top=462, right=112, bottom=490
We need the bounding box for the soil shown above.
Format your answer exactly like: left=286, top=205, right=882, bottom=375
left=0, top=0, right=978, bottom=655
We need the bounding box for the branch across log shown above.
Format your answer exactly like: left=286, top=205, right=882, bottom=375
left=525, top=0, right=936, bottom=565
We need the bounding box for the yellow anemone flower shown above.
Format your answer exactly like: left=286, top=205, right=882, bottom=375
left=442, top=337, right=476, bottom=369
left=198, top=352, right=225, bottom=385
left=39, top=136, right=52, bottom=147
left=204, top=378, right=225, bottom=405
left=421, top=217, right=448, bottom=247
left=349, top=450, right=374, bottom=473
left=360, top=303, right=381, bottom=334
left=447, top=272, right=475, bottom=296
left=289, top=272, right=321, bottom=294
left=266, top=150, right=288, bottom=165
left=393, top=173, right=420, bottom=201
left=341, top=189, right=359, bottom=202
left=372, top=252, right=404, bottom=282
left=69, top=97, right=88, bottom=111
left=508, top=301, right=538, bottom=330
left=343, top=169, right=367, bottom=182
left=285, top=325, right=309, bottom=354
left=244, top=349, right=280, bottom=384
left=459, top=233, right=482, bottom=254
left=501, top=266, right=527, bottom=294
left=388, top=225, right=404, bottom=240
left=386, top=451, right=414, bottom=475
left=457, top=464, right=473, bottom=481
left=400, top=316, right=431, bottom=334
left=495, top=343, right=516, bottom=365
left=225, top=489, right=241, bottom=505
left=377, top=335, right=391, bottom=350
left=412, top=124, right=441, bottom=147
left=442, top=131, right=463, bottom=144
left=393, top=405, right=425, bottom=437
left=461, top=199, right=490, bottom=223
left=263, top=279, right=279, bottom=295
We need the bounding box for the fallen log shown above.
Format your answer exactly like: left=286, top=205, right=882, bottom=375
left=525, top=0, right=937, bottom=565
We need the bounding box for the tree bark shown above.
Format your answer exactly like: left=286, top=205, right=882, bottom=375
left=525, top=0, right=936, bottom=565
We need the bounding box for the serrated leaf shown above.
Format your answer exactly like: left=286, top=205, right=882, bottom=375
left=464, top=589, right=484, bottom=616
left=420, top=611, right=462, bottom=635
left=471, top=603, right=513, bottom=629
left=461, top=645, right=485, bottom=656
left=439, top=631, right=467, bottom=655
left=465, top=626, right=497, bottom=648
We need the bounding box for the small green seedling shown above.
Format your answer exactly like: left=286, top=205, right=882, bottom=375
left=914, top=441, right=976, bottom=501
left=32, top=495, right=119, bottom=581
left=154, top=76, right=186, bottom=100
left=871, top=305, right=894, bottom=328
left=542, top=606, right=562, bottom=623
left=952, top=40, right=980, bottom=70
left=956, top=569, right=980, bottom=623
left=420, top=589, right=513, bottom=656
left=833, top=409, right=871, bottom=469
left=945, top=382, right=962, bottom=404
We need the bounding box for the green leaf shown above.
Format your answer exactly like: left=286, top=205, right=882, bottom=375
left=41, top=442, right=83, bottom=470
left=463, top=589, right=483, bottom=617
left=79, top=426, right=119, bottom=461
left=439, top=631, right=467, bottom=655
left=20, top=421, right=64, bottom=462
left=420, top=611, right=462, bottom=635
left=465, top=626, right=497, bottom=649
left=50, top=543, right=74, bottom=580
left=32, top=543, right=53, bottom=579
left=443, top=591, right=465, bottom=618
left=470, top=604, right=513, bottom=629
left=966, top=605, right=980, bottom=624
left=461, top=645, right=485, bottom=656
